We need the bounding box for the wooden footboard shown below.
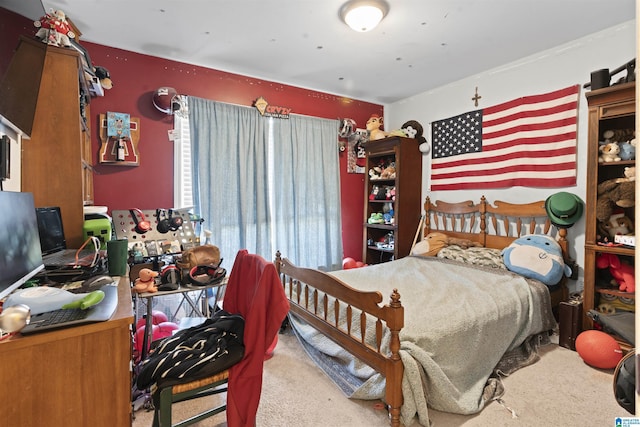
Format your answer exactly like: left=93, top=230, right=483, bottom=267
left=274, top=252, right=404, bottom=427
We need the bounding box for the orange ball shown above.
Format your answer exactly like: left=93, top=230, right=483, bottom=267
left=575, top=330, right=623, bottom=369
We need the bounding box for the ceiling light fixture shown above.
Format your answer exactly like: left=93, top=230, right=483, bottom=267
left=339, top=0, right=389, bottom=33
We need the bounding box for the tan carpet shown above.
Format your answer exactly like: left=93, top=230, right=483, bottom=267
left=132, top=330, right=629, bottom=427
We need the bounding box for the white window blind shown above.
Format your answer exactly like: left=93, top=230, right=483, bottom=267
left=173, top=97, right=193, bottom=209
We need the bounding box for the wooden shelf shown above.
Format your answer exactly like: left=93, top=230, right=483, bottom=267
left=363, top=136, right=422, bottom=265
left=582, top=82, right=635, bottom=332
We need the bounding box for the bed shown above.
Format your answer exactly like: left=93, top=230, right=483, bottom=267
left=274, top=196, right=570, bottom=427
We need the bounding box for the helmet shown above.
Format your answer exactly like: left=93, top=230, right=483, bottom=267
left=153, top=87, right=180, bottom=114
left=338, top=118, right=357, bottom=138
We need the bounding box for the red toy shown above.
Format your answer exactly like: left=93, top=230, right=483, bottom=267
left=342, top=257, right=367, bottom=269
left=135, top=310, right=169, bottom=331
left=596, top=253, right=635, bottom=293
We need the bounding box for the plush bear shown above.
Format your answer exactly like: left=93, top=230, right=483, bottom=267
left=599, top=142, right=621, bottom=162
left=623, top=166, right=635, bottom=181
left=619, top=140, right=636, bottom=160
left=602, top=129, right=635, bottom=145
left=596, top=177, right=635, bottom=222
left=412, top=232, right=482, bottom=257
left=596, top=253, right=635, bottom=293
left=133, top=268, right=159, bottom=294
left=34, top=9, right=75, bottom=47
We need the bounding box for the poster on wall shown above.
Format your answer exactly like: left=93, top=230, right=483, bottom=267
left=347, top=136, right=366, bottom=174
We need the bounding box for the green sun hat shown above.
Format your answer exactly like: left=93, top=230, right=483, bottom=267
left=545, top=192, right=584, bottom=227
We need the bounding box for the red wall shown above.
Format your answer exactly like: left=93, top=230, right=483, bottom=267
left=0, top=7, right=381, bottom=261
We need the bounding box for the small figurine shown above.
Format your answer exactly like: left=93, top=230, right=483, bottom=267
left=133, top=268, right=158, bottom=294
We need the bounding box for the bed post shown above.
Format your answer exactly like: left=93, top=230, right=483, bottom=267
left=479, top=195, right=487, bottom=246
left=274, top=250, right=282, bottom=273
left=386, top=288, right=404, bottom=427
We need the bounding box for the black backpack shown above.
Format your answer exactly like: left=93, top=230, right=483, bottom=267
left=614, top=350, right=635, bottom=414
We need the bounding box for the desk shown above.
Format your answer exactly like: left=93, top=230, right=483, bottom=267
left=0, top=277, right=134, bottom=427
left=135, top=278, right=227, bottom=360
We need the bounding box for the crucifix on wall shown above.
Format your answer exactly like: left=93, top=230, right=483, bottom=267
left=472, top=87, right=482, bottom=107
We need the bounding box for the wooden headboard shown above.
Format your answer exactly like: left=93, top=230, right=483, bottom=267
left=424, top=195, right=568, bottom=256
left=424, top=195, right=570, bottom=305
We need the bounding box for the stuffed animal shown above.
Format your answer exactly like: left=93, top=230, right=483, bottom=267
left=596, top=177, right=635, bottom=222
left=133, top=268, right=159, bottom=294
left=401, top=120, right=430, bottom=153
left=380, top=164, right=396, bottom=179
left=176, top=244, right=220, bottom=270
left=602, top=211, right=634, bottom=239
left=619, top=140, right=636, bottom=160
left=366, top=114, right=387, bottom=140
left=34, top=9, right=75, bottom=47
left=502, top=234, right=571, bottom=286
left=599, top=142, right=621, bottom=162
left=94, top=66, right=113, bottom=90
left=602, top=129, right=635, bottom=145
left=369, top=166, right=382, bottom=180
left=596, top=253, right=635, bottom=293
left=412, top=232, right=482, bottom=257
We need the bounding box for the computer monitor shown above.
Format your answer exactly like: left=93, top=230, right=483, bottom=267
left=0, top=191, right=45, bottom=300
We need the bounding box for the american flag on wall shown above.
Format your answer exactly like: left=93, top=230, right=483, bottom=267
left=430, top=85, right=580, bottom=190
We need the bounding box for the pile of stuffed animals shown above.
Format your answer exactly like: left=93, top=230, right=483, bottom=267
left=596, top=252, right=635, bottom=293
left=596, top=166, right=635, bottom=243
left=338, top=116, right=430, bottom=154
left=595, top=128, right=635, bottom=243
left=599, top=129, right=635, bottom=163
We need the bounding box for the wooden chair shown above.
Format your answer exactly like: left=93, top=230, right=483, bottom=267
left=151, top=369, right=230, bottom=427
left=149, top=249, right=289, bottom=427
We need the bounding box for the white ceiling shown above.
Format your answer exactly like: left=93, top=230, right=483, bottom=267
left=1, top=0, right=636, bottom=104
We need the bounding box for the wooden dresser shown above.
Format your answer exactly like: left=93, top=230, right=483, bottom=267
left=0, top=279, right=134, bottom=427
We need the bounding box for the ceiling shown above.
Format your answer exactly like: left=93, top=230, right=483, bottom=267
left=1, top=0, right=636, bottom=104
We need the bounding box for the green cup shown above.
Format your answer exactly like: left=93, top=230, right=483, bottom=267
left=107, top=239, right=129, bottom=276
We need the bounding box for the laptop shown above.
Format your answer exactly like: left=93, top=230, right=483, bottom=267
left=35, top=207, right=100, bottom=268
left=19, top=283, right=118, bottom=335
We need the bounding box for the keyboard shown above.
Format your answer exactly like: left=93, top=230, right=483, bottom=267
left=30, top=308, right=90, bottom=328
left=20, top=284, right=119, bottom=335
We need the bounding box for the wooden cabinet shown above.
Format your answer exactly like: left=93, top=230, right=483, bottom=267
left=363, top=136, right=422, bottom=264
left=0, top=279, right=134, bottom=427
left=0, top=36, right=94, bottom=247
left=583, top=82, right=635, bottom=334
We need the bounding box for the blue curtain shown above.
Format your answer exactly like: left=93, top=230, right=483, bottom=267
left=188, top=96, right=343, bottom=270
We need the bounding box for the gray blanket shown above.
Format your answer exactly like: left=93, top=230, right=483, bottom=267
left=289, top=256, right=557, bottom=426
